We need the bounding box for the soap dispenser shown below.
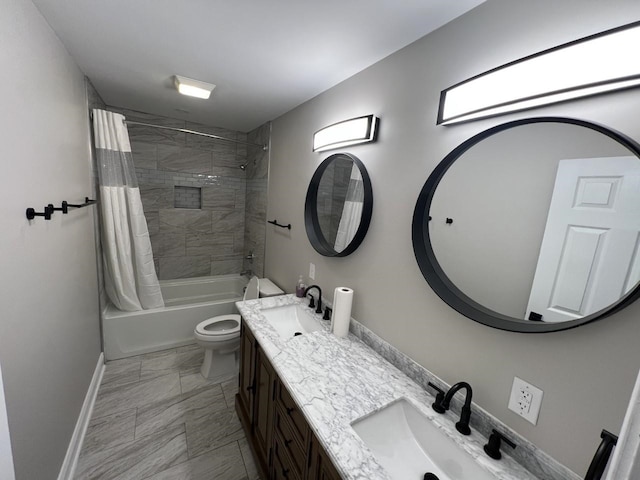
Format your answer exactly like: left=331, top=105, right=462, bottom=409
left=295, top=275, right=306, bottom=297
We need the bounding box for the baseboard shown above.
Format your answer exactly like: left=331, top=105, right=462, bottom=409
left=57, top=352, right=105, bottom=480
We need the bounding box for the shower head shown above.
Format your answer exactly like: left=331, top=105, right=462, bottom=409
left=239, top=160, right=255, bottom=171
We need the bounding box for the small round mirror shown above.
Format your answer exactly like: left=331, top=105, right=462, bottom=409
left=305, top=153, right=373, bottom=257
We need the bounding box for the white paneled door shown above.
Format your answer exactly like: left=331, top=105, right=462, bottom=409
left=526, top=156, right=640, bottom=323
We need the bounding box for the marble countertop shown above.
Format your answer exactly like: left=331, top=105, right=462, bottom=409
left=236, top=294, right=539, bottom=480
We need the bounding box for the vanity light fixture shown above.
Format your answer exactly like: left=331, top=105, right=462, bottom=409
left=437, top=21, right=640, bottom=125
left=313, top=115, right=379, bottom=152
left=173, top=75, right=216, bottom=99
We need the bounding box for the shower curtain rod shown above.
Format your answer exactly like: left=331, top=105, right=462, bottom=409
left=124, top=120, right=268, bottom=151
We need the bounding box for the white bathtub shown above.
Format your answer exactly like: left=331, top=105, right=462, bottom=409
left=102, top=274, right=248, bottom=360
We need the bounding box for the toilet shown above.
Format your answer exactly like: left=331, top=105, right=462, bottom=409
left=194, top=276, right=283, bottom=380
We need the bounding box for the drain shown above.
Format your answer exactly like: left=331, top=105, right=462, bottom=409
left=294, top=332, right=302, bottom=336
left=423, top=474, right=439, bottom=480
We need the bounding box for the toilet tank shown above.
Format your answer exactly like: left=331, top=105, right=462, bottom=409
left=259, top=278, right=284, bottom=297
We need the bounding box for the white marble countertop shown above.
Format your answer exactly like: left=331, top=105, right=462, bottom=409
left=236, top=294, right=539, bottom=480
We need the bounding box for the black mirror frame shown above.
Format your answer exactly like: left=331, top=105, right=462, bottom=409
left=305, top=153, right=373, bottom=257
left=412, top=116, right=640, bottom=333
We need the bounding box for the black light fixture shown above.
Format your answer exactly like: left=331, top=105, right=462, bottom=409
left=312, top=114, right=379, bottom=152
left=437, top=21, right=640, bottom=125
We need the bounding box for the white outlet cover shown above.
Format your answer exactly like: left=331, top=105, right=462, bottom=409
left=508, top=377, right=543, bottom=425
left=309, top=262, right=316, bottom=280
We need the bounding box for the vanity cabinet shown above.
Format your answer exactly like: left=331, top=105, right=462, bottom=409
left=308, top=434, right=342, bottom=480
left=237, top=321, right=276, bottom=476
left=236, top=322, right=341, bottom=480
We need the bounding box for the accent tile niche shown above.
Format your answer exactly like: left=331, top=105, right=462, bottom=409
left=109, top=107, right=250, bottom=280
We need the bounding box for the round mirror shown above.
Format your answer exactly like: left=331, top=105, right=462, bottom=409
left=305, top=153, right=373, bottom=257
left=413, top=117, right=640, bottom=332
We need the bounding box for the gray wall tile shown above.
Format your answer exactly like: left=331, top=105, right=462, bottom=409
left=159, top=256, right=211, bottom=280
left=158, top=145, right=212, bottom=174
left=140, top=185, right=174, bottom=212
left=186, top=233, right=235, bottom=256
left=150, top=233, right=186, bottom=257
left=202, top=186, right=237, bottom=211
left=159, top=209, right=212, bottom=234
left=131, top=141, right=158, bottom=170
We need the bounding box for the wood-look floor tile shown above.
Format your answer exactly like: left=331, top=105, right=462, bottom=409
left=186, top=406, right=244, bottom=458
left=135, top=385, right=226, bottom=439
left=180, top=372, right=219, bottom=394
left=221, top=378, right=239, bottom=408
left=144, top=441, right=248, bottom=480
left=101, top=360, right=141, bottom=388
left=140, top=348, right=204, bottom=380
left=74, top=424, right=188, bottom=480
left=80, top=408, right=136, bottom=457
left=93, top=373, right=181, bottom=419
left=238, top=437, right=260, bottom=480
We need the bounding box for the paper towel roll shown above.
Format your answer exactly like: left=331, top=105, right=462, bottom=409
left=331, top=287, right=353, bottom=338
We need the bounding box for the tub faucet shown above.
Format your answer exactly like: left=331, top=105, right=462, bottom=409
left=303, top=285, right=322, bottom=314
left=429, top=381, right=473, bottom=435
left=240, top=269, right=253, bottom=277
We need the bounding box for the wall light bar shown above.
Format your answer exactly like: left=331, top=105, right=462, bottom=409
left=313, top=115, right=379, bottom=152
left=438, top=21, right=640, bottom=125
left=174, top=75, right=216, bottom=99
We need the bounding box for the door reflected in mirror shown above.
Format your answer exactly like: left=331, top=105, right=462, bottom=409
left=305, top=153, right=373, bottom=257
left=413, top=118, right=640, bottom=332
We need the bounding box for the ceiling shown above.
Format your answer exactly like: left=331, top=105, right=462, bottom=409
left=32, top=0, right=485, bottom=132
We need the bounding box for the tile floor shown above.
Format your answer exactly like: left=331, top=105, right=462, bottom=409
left=74, top=344, right=260, bottom=480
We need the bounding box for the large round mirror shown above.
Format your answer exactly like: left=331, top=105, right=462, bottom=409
left=305, top=153, right=373, bottom=257
left=413, top=117, right=640, bottom=332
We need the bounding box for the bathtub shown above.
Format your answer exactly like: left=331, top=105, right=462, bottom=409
left=102, top=274, right=248, bottom=360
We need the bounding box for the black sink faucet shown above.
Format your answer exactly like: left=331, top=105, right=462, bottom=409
left=304, top=285, right=322, bottom=314
left=428, top=381, right=473, bottom=435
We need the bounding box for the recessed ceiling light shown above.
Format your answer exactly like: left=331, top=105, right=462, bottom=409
left=173, top=75, right=215, bottom=99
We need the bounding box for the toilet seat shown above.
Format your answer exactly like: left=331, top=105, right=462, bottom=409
left=195, top=314, right=241, bottom=342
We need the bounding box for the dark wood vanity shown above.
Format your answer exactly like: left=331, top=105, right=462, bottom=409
left=236, top=321, right=342, bottom=480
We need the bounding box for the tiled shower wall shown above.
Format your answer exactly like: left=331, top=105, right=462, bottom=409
left=108, top=107, right=258, bottom=280
left=242, top=122, right=270, bottom=278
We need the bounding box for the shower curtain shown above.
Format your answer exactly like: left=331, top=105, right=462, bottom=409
left=92, top=109, right=164, bottom=311
left=334, top=163, right=364, bottom=252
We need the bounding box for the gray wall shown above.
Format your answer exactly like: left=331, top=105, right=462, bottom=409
left=109, top=107, right=249, bottom=280
left=0, top=0, right=102, bottom=478
left=264, top=0, right=640, bottom=475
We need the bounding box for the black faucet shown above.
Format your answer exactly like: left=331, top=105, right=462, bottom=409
left=428, top=381, right=473, bottom=435
left=584, top=429, right=618, bottom=480
left=303, top=285, right=322, bottom=314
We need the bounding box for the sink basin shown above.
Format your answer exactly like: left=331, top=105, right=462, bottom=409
left=351, top=399, right=495, bottom=480
left=260, top=304, right=323, bottom=338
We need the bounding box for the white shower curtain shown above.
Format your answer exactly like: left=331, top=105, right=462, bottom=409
left=334, top=163, right=364, bottom=252
left=92, top=109, right=164, bottom=311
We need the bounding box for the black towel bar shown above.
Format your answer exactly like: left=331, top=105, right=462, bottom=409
left=268, top=219, right=291, bottom=230
left=26, top=197, right=97, bottom=221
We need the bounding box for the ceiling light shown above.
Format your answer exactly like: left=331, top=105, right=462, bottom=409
left=173, top=75, right=215, bottom=99
left=313, top=115, right=379, bottom=152
left=437, top=21, right=640, bottom=125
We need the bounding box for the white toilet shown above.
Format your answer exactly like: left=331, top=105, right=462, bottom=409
left=194, top=276, right=283, bottom=380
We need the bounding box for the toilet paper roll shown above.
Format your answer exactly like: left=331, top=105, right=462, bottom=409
left=331, top=287, right=353, bottom=338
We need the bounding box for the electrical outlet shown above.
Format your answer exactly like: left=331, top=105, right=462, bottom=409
left=508, top=377, right=543, bottom=425
left=309, top=263, right=316, bottom=280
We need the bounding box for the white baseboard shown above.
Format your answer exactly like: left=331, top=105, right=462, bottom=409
left=57, top=353, right=104, bottom=480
